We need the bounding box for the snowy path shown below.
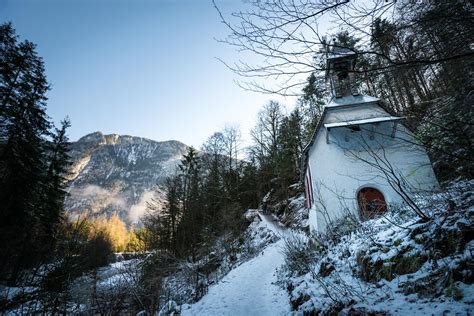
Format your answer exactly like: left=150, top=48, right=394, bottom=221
left=182, top=212, right=291, bottom=316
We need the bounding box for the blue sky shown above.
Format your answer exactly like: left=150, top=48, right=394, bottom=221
left=0, top=0, right=294, bottom=147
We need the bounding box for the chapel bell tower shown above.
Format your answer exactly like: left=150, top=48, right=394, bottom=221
left=326, top=47, right=359, bottom=98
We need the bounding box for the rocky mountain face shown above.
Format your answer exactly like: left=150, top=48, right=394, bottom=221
left=65, top=132, right=189, bottom=225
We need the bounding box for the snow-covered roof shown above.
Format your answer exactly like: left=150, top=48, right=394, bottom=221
left=326, top=95, right=380, bottom=108
left=327, top=47, right=356, bottom=60
left=324, top=116, right=405, bottom=129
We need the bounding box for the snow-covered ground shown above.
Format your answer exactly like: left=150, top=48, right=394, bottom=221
left=281, top=181, right=474, bottom=315
left=181, top=212, right=292, bottom=316
left=182, top=182, right=474, bottom=316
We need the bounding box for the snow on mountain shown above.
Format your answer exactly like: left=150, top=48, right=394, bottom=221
left=65, top=131, right=190, bottom=224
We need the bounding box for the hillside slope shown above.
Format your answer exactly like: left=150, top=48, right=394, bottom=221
left=281, top=182, right=474, bottom=315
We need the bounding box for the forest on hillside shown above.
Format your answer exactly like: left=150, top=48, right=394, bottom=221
left=0, top=0, right=472, bottom=314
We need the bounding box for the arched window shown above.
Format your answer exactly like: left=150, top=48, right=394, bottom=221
left=357, top=187, right=387, bottom=220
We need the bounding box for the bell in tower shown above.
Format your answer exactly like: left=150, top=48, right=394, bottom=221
left=326, top=47, right=359, bottom=98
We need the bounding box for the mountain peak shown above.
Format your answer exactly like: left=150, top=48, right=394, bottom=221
left=77, top=131, right=106, bottom=144
left=76, top=132, right=187, bottom=147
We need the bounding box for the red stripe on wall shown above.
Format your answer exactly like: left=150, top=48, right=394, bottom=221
left=308, top=164, right=314, bottom=205
left=305, top=164, right=314, bottom=208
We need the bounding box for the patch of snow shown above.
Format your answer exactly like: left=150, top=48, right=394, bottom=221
left=324, top=115, right=404, bottom=129
left=67, top=155, right=91, bottom=182
left=127, top=145, right=137, bottom=165
left=326, top=94, right=379, bottom=108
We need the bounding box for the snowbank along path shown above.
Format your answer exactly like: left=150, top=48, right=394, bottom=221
left=182, top=211, right=291, bottom=316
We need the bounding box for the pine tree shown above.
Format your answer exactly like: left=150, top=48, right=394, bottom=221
left=40, top=118, right=72, bottom=248
left=237, top=160, right=259, bottom=210
left=160, top=175, right=182, bottom=253
left=276, top=109, right=303, bottom=199
left=0, top=23, right=53, bottom=282
left=176, top=147, right=203, bottom=257
left=0, top=23, right=70, bottom=283
left=299, top=73, right=325, bottom=143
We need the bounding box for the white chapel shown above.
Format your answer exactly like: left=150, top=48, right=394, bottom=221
left=302, top=48, right=439, bottom=234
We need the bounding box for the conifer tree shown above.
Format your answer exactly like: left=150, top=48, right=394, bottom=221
left=299, top=73, right=325, bottom=143
left=0, top=23, right=52, bottom=281
left=176, top=147, right=203, bottom=256
left=0, top=23, right=70, bottom=283
left=161, top=175, right=182, bottom=252
left=276, top=109, right=303, bottom=199
left=41, top=118, right=72, bottom=246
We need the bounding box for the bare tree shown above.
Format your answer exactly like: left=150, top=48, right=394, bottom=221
left=222, top=125, right=242, bottom=171
left=201, top=131, right=226, bottom=172
left=214, top=0, right=473, bottom=96
left=250, top=101, right=283, bottom=164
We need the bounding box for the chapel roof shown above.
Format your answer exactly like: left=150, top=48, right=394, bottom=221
left=300, top=96, right=400, bottom=181
left=326, top=95, right=379, bottom=108
left=327, top=47, right=356, bottom=61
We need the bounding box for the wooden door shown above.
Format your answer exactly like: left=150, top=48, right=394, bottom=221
left=357, top=187, right=387, bottom=220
